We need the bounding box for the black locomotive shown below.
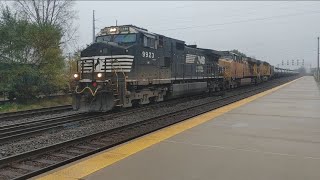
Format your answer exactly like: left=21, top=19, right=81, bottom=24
left=72, top=25, right=224, bottom=112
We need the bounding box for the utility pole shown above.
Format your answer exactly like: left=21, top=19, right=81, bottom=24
left=68, top=53, right=71, bottom=74
left=92, top=10, right=95, bottom=43
left=317, top=37, right=319, bottom=80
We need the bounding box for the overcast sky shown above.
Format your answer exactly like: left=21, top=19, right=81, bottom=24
left=73, top=1, right=320, bottom=69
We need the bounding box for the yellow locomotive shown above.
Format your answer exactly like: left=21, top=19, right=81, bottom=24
left=218, top=51, right=292, bottom=88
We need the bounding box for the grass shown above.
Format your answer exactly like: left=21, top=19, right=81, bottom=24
left=0, top=96, right=72, bottom=113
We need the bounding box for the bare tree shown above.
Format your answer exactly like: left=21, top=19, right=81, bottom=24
left=15, top=0, right=74, bottom=27
left=14, top=0, right=77, bottom=48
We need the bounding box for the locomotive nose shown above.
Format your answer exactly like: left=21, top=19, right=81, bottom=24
left=81, top=42, right=127, bottom=57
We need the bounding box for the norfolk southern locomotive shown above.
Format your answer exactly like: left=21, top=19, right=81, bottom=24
left=72, top=25, right=297, bottom=112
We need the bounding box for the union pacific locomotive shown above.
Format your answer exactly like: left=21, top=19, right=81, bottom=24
left=72, top=25, right=297, bottom=112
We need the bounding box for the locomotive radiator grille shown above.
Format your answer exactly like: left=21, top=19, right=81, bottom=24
left=80, top=55, right=134, bottom=73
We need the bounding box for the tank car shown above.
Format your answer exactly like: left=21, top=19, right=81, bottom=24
left=273, top=67, right=298, bottom=77
left=72, top=25, right=224, bottom=112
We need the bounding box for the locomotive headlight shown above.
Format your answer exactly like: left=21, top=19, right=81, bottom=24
left=73, top=73, right=79, bottom=78
left=97, top=73, right=102, bottom=78
left=109, top=28, right=117, bottom=32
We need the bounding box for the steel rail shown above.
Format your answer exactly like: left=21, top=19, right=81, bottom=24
left=0, top=105, right=72, bottom=121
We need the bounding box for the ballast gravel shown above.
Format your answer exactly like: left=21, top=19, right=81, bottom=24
left=0, top=95, right=218, bottom=158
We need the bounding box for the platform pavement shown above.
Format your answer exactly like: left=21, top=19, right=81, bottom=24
left=35, top=76, right=320, bottom=180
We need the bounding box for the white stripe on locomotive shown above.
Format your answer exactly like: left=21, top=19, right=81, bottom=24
left=80, top=55, right=134, bottom=73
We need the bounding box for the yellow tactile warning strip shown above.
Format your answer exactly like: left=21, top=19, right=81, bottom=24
left=36, top=78, right=301, bottom=180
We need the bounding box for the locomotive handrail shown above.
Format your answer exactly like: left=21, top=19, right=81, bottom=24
left=113, top=58, right=127, bottom=92
left=75, top=86, right=100, bottom=96
left=111, top=60, right=119, bottom=94
left=91, top=59, right=95, bottom=80
left=104, top=58, right=107, bottom=77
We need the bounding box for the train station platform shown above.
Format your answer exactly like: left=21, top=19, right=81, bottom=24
left=36, top=76, right=320, bottom=180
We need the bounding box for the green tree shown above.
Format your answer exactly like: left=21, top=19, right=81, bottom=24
left=0, top=7, right=32, bottom=63
left=0, top=1, right=75, bottom=101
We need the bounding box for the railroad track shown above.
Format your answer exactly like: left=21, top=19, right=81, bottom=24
left=0, top=105, right=72, bottom=121
left=0, top=81, right=270, bottom=144
left=0, top=93, right=211, bottom=144
left=0, top=89, right=212, bottom=124
left=0, top=82, right=243, bottom=144
left=0, top=76, right=299, bottom=180
left=0, top=113, right=91, bottom=144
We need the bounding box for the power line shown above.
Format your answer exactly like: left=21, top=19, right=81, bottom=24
left=93, top=2, right=292, bottom=28
left=153, top=2, right=294, bottom=27
left=159, top=10, right=320, bottom=31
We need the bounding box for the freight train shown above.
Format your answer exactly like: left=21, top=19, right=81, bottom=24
left=72, top=25, right=298, bottom=112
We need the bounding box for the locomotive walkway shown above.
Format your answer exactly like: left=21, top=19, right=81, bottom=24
left=35, top=76, right=320, bottom=180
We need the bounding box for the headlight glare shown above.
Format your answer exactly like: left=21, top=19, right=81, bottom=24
left=97, top=73, right=102, bottom=78
left=73, top=73, right=79, bottom=78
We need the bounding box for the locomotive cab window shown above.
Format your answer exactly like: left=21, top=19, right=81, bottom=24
left=143, top=35, right=156, bottom=49
left=96, top=34, right=136, bottom=44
